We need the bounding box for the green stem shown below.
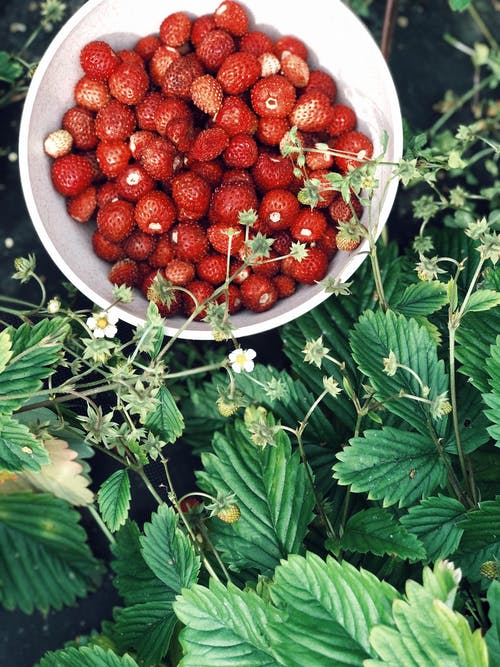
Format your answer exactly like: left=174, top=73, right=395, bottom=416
left=369, top=243, right=388, bottom=310
left=165, top=361, right=225, bottom=381
left=87, top=503, right=116, bottom=546
left=467, top=4, right=498, bottom=50
left=136, top=467, right=164, bottom=506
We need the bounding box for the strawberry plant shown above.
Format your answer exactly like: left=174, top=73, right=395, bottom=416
left=0, top=0, right=499, bottom=665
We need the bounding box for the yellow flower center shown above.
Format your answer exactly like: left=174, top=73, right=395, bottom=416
left=96, top=316, right=108, bottom=329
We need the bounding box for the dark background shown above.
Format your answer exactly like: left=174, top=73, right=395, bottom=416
left=0, top=1, right=498, bottom=664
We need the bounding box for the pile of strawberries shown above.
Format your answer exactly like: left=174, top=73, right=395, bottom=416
left=44, top=0, right=373, bottom=319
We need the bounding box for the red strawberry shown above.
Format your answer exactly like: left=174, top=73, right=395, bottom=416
left=256, top=116, right=290, bottom=146
left=139, top=137, right=177, bottom=181
left=154, top=97, right=192, bottom=136
left=316, top=223, right=338, bottom=259
left=191, top=14, right=217, bottom=46
left=66, top=185, right=96, bottom=222
left=229, top=257, right=251, bottom=283
left=249, top=248, right=280, bottom=277
left=116, top=164, right=155, bottom=201
left=80, top=40, right=120, bottom=81
left=213, top=1, right=249, bottom=37
left=217, top=283, right=242, bottom=313
left=210, top=182, right=257, bottom=226
left=149, top=44, right=181, bottom=87
left=190, top=74, right=224, bottom=115
left=223, top=133, right=258, bottom=168
left=97, top=199, right=135, bottom=242
left=109, top=62, right=149, bottom=105
left=214, top=96, right=258, bottom=136
left=136, top=91, right=164, bottom=131
left=166, top=117, right=196, bottom=153
left=195, top=29, right=235, bottom=71
left=259, top=188, right=299, bottom=231
left=274, top=35, right=308, bottom=61
left=129, top=130, right=156, bottom=158
left=92, top=229, right=125, bottom=262
left=95, top=140, right=131, bottom=178
left=189, top=127, right=229, bottom=162
left=281, top=54, right=310, bottom=88
left=290, top=91, right=333, bottom=132
left=289, top=246, right=329, bottom=284
left=207, top=222, right=245, bottom=256
left=74, top=76, right=110, bottom=111
left=142, top=269, right=181, bottom=316
left=258, top=52, right=281, bottom=77
left=336, top=226, right=363, bottom=252
left=250, top=74, right=296, bottom=118
left=162, top=53, right=205, bottom=99
left=240, top=31, right=274, bottom=57
left=116, top=50, right=146, bottom=68
left=109, top=258, right=139, bottom=287
left=62, top=106, right=98, bottom=151
left=171, top=171, right=211, bottom=220
left=305, top=143, right=334, bottom=170
left=51, top=153, right=94, bottom=196
left=240, top=273, right=278, bottom=312
left=148, top=234, right=175, bottom=267
left=332, top=130, right=374, bottom=172
left=96, top=181, right=120, bottom=208
left=290, top=208, right=327, bottom=242
left=252, top=152, right=294, bottom=191
left=327, top=104, right=357, bottom=137
left=159, top=12, right=192, bottom=47
left=170, top=221, right=209, bottom=261
left=328, top=192, right=363, bottom=222
left=271, top=229, right=293, bottom=256
left=196, top=253, right=228, bottom=284
left=304, top=69, right=337, bottom=101
left=307, top=168, right=336, bottom=207
left=135, top=191, right=176, bottom=234
left=95, top=100, right=136, bottom=141
left=189, top=159, right=224, bottom=186
left=123, top=230, right=156, bottom=261
left=134, top=34, right=161, bottom=61
left=164, top=258, right=196, bottom=285
left=182, top=279, right=214, bottom=320
left=220, top=168, right=254, bottom=187
left=217, top=52, right=261, bottom=95
left=273, top=274, right=296, bottom=298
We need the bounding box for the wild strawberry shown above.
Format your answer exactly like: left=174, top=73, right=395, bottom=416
left=305, top=143, right=334, bottom=171
left=80, top=40, right=120, bottom=81
left=251, top=74, right=296, bottom=118
left=129, top=130, right=155, bottom=158
left=273, top=274, right=296, bottom=298
left=328, top=192, right=363, bottom=222
left=92, top=229, right=125, bottom=262
left=271, top=229, right=293, bottom=256
left=195, top=28, right=235, bottom=72
left=62, top=107, right=98, bottom=150
left=95, top=100, right=136, bottom=141
left=109, top=62, right=149, bottom=105
left=290, top=91, right=333, bottom=132
left=171, top=171, right=211, bottom=220
left=170, top=221, right=209, bottom=261
left=191, top=14, right=217, bottom=46
left=216, top=503, right=241, bottom=523
left=134, top=34, right=161, bottom=61
left=116, top=164, right=155, bottom=201
left=143, top=269, right=181, bottom=316
left=210, top=182, right=257, bottom=226
left=289, top=246, right=329, bottom=284
left=139, top=137, right=177, bottom=181
left=74, top=76, right=110, bottom=111
left=332, top=130, right=374, bottom=172
left=217, top=283, right=242, bottom=314
left=223, top=133, right=258, bottom=168
left=166, top=117, right=196, bottom=153
left=217, top=52, right=261, bottom=95
left=281, top=54, right=310, bottom=88
left=336, top=235, right=362, bottom=252
left=327, top=104, right=357, bottom=137
left=135, top=190, right=176, bottom=234
left=258, top=52, right=281, bottom=78
left=258, top=188, right=299, bottom=231
left=240, top=273, right=278, bottom=312
left=220, top=168, right=254, bottom=187
left=159, top=12, right=192, bottom=47
left=109, top=258, right=139, bottom=287
left=213, top=0, right=249, bottom=36
left=66, top=185, right=96, bottom=222
left=190, top=74, right=224, bottom=115
left=237, top=30, right=271, bottom=56
left=189, top=127, right=229, bottom=162
left=304, top=69, right=337, bottom=101
left=214, top=96, right=258, bottom=136
left=148, top=234, right=175, bottom=267
left=43, top=129, right=73, bottom=158
left=316, top=223, right=338, bottom=259
left=154, top=97, right=192, bottom=136
left=123, top=230, right=156, bottom=261
left=116, top=49, right=146, bottom=68
left=149, top=44, right=181, bottom=87
left=196, top=253, right=228, bottom=284
left=274, top=35, right=308, bottom=61
left=229, top=257, right=251, bottom=283
left=96, top=181, right=120, bottom=208
left=207, top=222, right=245, bottom=256
left=95, top=140, right=131, bottom=178
left=290, top=208, right=327, bottom=242
left=84, top=150, right=104, bottom=182
left=250, top=248, right=280, bottom=277
left=189, top=159, right=224, bottom=186
left=51, top=153, right=94, bottom=196
left=256, top=116, right=290, bottom=146
left=164, top=258, right=196, bottom=285
left=162, top=53, right=204, bottom=99
left=252, top=152, right=294, bottom=191
left=97, top=199, right=135, bottom=242
left=307, top=168, right=336, bottom=207
left=136, top=92, right=163, bottom=131
left=182, top=279, right=214, bottom=319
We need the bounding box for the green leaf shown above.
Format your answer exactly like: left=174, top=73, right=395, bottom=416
left=400, top=495, right=465, bottom=562
left=97, top=469, right=131, bottom=533
left=458, top=498, right=500, bottom=552
left=0, top=493, right=102, bottom=613
left=485, top=581, right=500, bottom=665
left=267, top=552, right=399, bottom=667
left=0, top=330, right=13, bottom=374
left=140, top=504, right=200, bottom=593
left=333, top=427, right=448, bottom=508
left=463, top=290, right=500, bottom=315
left=340, top=508, right=426, bottom=562
left=449, top=0, right=472, bottom=10
left=350, top=310, right=449, bottom=436
left=174, top=579, right=281, bottom=667
left=197, top=420, right=315, bottom=576
left=392, top=281, right=448, bottom=318
left=455, top=308, right=500, bottom=393
left=443, top=375, right=491, bottom=455
left=0, top=51, right=23, bottom=84
left=0, top=415, right=50, bottom=473
left=38, top=645, right=139, bottom=667
left=484, top=336, right=500, bottom=444
left=144, top=385, right=184, bottom=443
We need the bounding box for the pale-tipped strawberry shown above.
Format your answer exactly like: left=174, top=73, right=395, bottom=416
left=240, top=273, right=278, bottom=312
left=95, top=100, right=136, bottom=141
left=97, top=199, right=135, bottom=242
left=95, top=140, right=131, bottom=178
left=135, top=190, right=176, bottom=235
left=149, top=44, right=181, bottom=87
left=304, top=69, right=337, bottom=101
left=217, top=52, right=261, bottom=95
left=251, top=74, right=296, bottom=118
left=109, top=62, right=149, bottom=105
left=74, top=76, right=110, bottom=111
left=195, top=28, right=235, bottom=71
left=214, top=96, right=258, bottom=136
left=240, top=31, right=274, bottom=57
left=116, top=164, right=155, bottom=201
left=223, top=133, right=259, bottom=168
left=281, top=53, right=310, bottom=88
left=216, top=503, right=241, bottom=523
left=335, top=221, right=363, bottom=252
left=44, top=129, right=73, bottom=158
left=62, top=106, right=98, bottom=151
left=213, top=0, right=249, bottom=37
left=290, top=90, right=333, bottom=132
left=274, top=35, right=308, bottom=61
left=159, top=11, right=192, bottom=47
left=258, top=188, right=299, bottom=231
left=258, top=52, right=281, bottom=78
left=80, top=40, right=120, bottom=81
left=290, top=208, right=328, bottom=242
left=108, top=258, right=139, bottom=287
left=66, top=185, right=97, bottom=222
left=332, top=130, right=374, bottom=172
left=289, top=246, right=329, bottom=284
left=51, top=153, right=94, bottom=197
left=327, top=104, right=357, bottom=137
left=190, top=74, right=224, bottom=115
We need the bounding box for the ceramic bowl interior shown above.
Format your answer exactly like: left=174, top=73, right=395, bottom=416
left=19, top=0, right=403, bottom=339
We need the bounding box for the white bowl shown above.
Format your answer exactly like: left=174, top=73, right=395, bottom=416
left=19, top=0, right=403, bottom=340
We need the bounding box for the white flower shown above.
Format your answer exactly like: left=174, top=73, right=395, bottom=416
left=228, top=348, right=256, bottom=373
left=46, top=297, right=61, bottom=314
left=87, top=310, right=118, bottom=339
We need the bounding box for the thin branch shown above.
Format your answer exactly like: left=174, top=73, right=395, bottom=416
left=380, top=0, right=400, bottom=61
